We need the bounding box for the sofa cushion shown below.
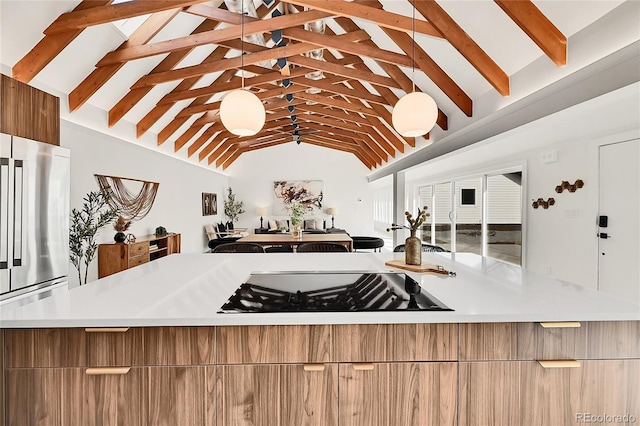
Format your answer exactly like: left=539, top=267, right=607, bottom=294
left=304, top=219, right=316, bottom=230
left=276, top=219, right=289, bottom=231
left=268, top=219, right=278, bottom=231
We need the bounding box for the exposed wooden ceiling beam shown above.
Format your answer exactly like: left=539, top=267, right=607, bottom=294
left=288, top=55, right=401, bottom=90
left=294, top=76, right=389, bottom=107
left=131, top=31, right=368, bottom=89
left=143, top=50, right=233, bottom=142
left=280, top=0, right=443, bottom=39
left=96, top=9, right=332, bottom=67
left=295, top=103, right=370, bottom=126
left=43, top=0, right=207, bottom=35
left=68, top=9, right=180, bottom=112
left=382, top=27, right=472, bottom=117
left=11, top=0, right=112, bottom=83
left=296, top=91, right=380, bottom=117
left=176, top=85, right=305, bottom=118
left=495, top=0, right=567, bottom=66
left=412, top=0, right=510, bottom=96
left=282, top=27, right=412, bottom=68
left=333, top=16, right=448, bottom=132
left=108, top=18, right=221, bottom=127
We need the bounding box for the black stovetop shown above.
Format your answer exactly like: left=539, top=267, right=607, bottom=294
left=218, top=271, right=452, bottom=313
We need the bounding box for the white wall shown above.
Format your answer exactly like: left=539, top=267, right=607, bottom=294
left=224, top=143, right=374, bottom=236
left=61, top=120, right=229, bottom=286
left=401, top=82, right=640, bottom=290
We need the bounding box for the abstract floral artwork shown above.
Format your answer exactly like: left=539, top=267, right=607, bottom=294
left=273, top=180, right=323, bottom=215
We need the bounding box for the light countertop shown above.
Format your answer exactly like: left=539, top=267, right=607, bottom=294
left=1, top=253, right=638, bottom=327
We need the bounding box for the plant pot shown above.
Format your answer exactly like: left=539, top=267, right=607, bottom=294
left=114, top=232, right=126, bottom=243
left=405, top=235, right=422, bottom=266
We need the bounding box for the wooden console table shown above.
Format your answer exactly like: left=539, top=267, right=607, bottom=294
left=98, top=233, right=181, bottom=278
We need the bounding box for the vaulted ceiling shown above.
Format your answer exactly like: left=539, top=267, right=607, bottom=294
left=0, top=0, right=629, bottom=171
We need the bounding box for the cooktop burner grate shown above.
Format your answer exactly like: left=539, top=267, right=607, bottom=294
left=219, top=272, right=452, bottom=313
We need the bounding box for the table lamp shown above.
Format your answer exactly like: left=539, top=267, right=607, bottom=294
left=326, top=207, right=337, bottom=229
left=257, top=207, right=267, bottom=229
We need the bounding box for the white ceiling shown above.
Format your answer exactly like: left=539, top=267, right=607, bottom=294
left=0, top=0, right=637, bottom=176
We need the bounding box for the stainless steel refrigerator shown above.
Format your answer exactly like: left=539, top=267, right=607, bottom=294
left=1, top=133, right=70, bottom=300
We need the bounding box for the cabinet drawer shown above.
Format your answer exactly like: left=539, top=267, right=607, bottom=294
left=128, top=242, right=149, bottom=258
left=144, top=327, right=216, bottom=365
left=217, top=325, right=332, bottom=364
left=5, top=328, right=144, bottom=367
left=128, top=253, right=149, bottom=268
left=334, top=323, right=458, bottom=362
left=460, top=322, right=587, bottom=361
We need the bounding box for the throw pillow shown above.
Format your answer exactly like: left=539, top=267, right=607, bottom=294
left=304, top=219, right=316, bottom=230
left=226, top=221, right=234, bottom=230
left=276, top=219, right=289, bottom=231
left=268, top=219, right=278, bottom=231
left=216, top=222, right=227, bottom=238
left=316, top=219, right=325, bottom=230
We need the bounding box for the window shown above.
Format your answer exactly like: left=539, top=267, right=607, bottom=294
left=460, top=188, right=476, bottom=206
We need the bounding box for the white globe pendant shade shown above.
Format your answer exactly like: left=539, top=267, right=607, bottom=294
left=220, top=89, right=266, bottom=136
left=392, top=92, right=438, bottom=137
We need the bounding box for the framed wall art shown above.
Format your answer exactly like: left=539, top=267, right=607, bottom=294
left=273, top=180, right=323, bottom=215
left=202, top=192, right=217, bottom=216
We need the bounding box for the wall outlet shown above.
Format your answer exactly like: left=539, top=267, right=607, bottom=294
left=541, top=150, right=558, bottom=164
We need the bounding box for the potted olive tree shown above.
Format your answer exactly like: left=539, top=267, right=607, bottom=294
left=223, top=188, right=245, bottom=223
left=69, top=191, right=119, bottom=285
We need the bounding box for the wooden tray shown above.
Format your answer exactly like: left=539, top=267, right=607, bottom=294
left=385, top=259, right=456, bottom=276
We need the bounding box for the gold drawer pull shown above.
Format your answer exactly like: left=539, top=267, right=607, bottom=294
left=85, top=367, right=131, bottom=375
left=352, top=363, right=375, bottom=371
left=539, top=322, right=581, bottom=328
left=85, top=327, right=130, bottom=333
left=537, top=360, right=581, bottom=369
left=303, top=363, right=326, bottom=372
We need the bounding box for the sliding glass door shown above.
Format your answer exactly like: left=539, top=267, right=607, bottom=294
left=415, top=169, right=522, bottom=265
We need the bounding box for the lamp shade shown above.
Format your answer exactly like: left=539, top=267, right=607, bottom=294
left=326, top=208, right=337, bottom=215
left=256, top=207, right=267, bottom=216
left=392, top=92, right=438, bottom=137
left=220, top=89, right=266, bottom=136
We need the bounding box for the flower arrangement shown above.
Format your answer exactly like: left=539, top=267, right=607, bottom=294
left=386, top=206, right=430, bottom=237
left=289, top=200, right=306, bottom=226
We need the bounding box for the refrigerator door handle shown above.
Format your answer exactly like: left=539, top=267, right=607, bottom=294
left=13, top=159, right=24, bottom=267
left=0, top=157, right=9, bottom=269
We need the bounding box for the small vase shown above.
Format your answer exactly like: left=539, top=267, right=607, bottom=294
left=405, top=233, right=422, bottom=266
left=114, top=232, right=126, bottom=243
left=291, top=224, right=302, bottom=240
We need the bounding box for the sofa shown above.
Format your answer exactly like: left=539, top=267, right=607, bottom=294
left=265, top=218, right=331, bottom=234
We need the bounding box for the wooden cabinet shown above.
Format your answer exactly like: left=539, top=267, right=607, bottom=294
left=2, top=322, right=638, bottom=426
left=458, top=321, right=640, bottom=426
left=0, top=73, right=59, bottom=145
left=98, top=233, right=181, bottom=278
left=148, top=366, right=211, bottom=426
left=339, top=362, right=457, bottom=426
left=459, top=360, right=640, bottom=426
left=216, top=363, right=338, bottom=426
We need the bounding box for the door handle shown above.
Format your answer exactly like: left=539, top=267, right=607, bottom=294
left=0, top=158, right=9, bottom=270
left=598, top=232, right=611, bottom=239
left=13, top=160, right=24, bottom=267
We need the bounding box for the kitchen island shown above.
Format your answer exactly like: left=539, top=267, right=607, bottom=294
left=1, top=253, right=639, bottom=425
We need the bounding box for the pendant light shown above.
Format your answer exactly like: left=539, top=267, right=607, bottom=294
left=392, top=0, right=438, bottom=138
left=220, top=0, right=265, bottom=137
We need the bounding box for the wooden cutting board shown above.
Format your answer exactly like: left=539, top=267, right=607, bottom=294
left=385, top=259, right=455, bottom=276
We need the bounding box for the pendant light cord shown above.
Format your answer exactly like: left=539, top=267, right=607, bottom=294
left=241, top=0, right=245, bottom=89
left=412, top=0, right=415, bottom=93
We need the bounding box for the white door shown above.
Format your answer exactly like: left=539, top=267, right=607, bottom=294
left=598, top=140, right=640, bottom=303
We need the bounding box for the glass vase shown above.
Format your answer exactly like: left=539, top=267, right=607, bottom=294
left=291, top=224, right=302, bottom=240
left=405, top=232, right=422, bottom=266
